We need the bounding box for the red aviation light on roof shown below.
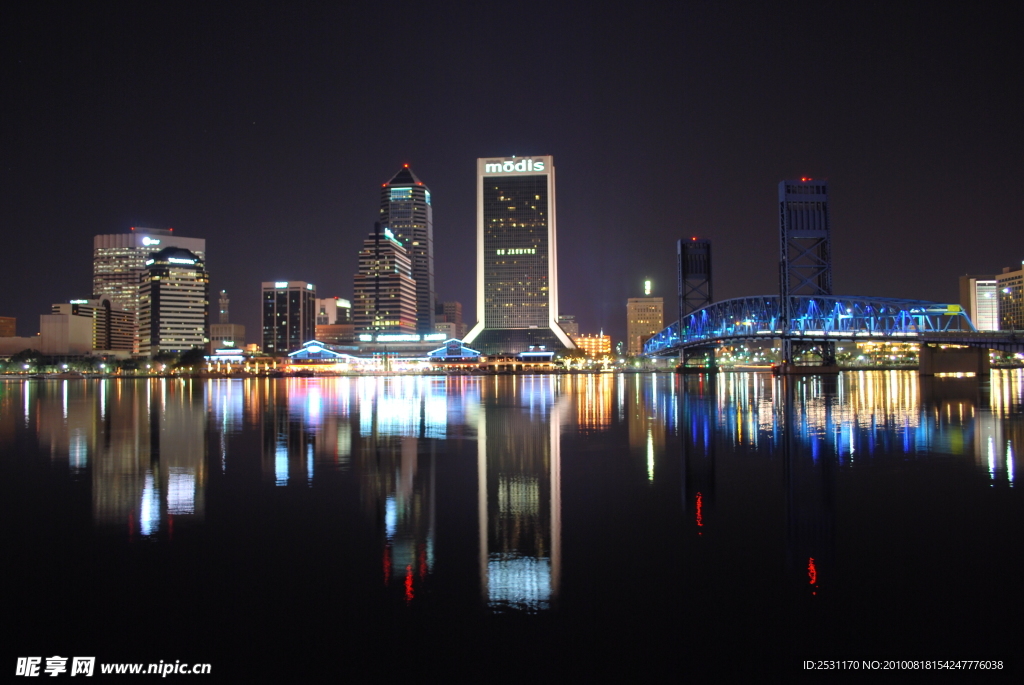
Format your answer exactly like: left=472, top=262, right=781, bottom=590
left=403, top=164, right=409, bottom=168
left=801, top=177, right=812, bottom=182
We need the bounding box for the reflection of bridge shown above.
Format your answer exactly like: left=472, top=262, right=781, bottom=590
left=644, top=294, right=1024, bottom=364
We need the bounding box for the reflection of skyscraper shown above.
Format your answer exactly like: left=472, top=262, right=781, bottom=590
left=478, top=377, right=563, bottom=611
left=379, top=166, right=435, bottom=334
left=465, top=156, right=575, bottom=355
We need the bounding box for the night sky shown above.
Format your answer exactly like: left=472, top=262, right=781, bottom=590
left=3, top=2, right=1021, bottom=344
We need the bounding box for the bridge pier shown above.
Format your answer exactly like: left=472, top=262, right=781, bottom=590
left=918, top=344, right=990, bottom=376
left=777, top=338, right=839, bottom=374
left=677, top=346, right=718, bottom=373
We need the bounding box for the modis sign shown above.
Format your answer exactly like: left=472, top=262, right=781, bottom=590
left=483, top=158, right=547, bottom=174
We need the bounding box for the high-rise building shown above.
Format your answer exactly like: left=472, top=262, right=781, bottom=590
left=464, top=156, right=575, bottom=355
left=435, top=301, right=467, bottom=339
left=626, top=286, right=664, bottom=356
left=996, top=262, right=1024, bottom=330
left=0, top=317, right=16, bottom=337
left=138, top=248, right=209, bottom=356
left=261, top=281, right=316, bottom=355
left=958, top=275, right=999, bottom=330
left=380, top=165, right=435, bottom=334
left=93, top=227, right=206, bottom=351
left=353, top=223, right=417, bottom=335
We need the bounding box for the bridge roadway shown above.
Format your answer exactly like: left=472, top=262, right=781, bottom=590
left=644, top=295, right=1024, bottom=357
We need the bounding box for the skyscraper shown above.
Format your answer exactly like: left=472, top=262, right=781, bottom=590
left=138, top=248, right=209, bottom=356
left=261, top=281, right=316, bottom=355
left=958, top=275, right=999, bottom=330
left=379, top=165, right=435, bottom=334
left=93, top=227, right=206, bottom=351
left=464, top=156, right=574, bottom=355
left=352, top=223, right=417, bottom=335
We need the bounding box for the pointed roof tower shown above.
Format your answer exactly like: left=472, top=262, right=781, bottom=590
left=384, top=164, right=423, bottom=187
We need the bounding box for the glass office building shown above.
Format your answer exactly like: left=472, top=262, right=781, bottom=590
left=464, top=156, right=575, bottom=355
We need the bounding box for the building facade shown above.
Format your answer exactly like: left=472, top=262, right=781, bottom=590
left=138, top=248, right=209, bottom=356
left=352, top=223, right=417, bottom=335
left=464, top=156, right=574, bottom=354
left=997, top=262, right=1024, bottom=330
left=573, top=333, right=611, bottom=358
left=262, top=281, right=316, bottom=355
left=380, top=166, right=435, bottom=334
left=93, top=227, right=206, bottom=351
left=52, top=298, right=135, bottom=352
left=958, top=275, right=999, bottom=330
left=627, top=295, right=664, bottom=356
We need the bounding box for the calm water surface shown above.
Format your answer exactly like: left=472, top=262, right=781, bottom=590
left=3, top=371, right=1022, bottom=678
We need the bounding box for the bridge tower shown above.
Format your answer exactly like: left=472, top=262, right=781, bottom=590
left=678, top=238, right=717, bottom=371
left=779, top=179, right=835, bottom=367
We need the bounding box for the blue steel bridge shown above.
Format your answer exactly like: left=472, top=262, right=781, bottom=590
left=644, top=294, right=1024, bottom=357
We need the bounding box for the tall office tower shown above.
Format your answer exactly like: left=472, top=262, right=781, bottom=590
left=627, top=281, right=664, bottom=356
left=93, top=227, right=206, bottom=351
left=261, top=281, right=316, bottom=355
left=380, top=165, right=435, bottom=334
left=138, top=248, right=209, bottom=356
left=52, top=298, right=135, bottom=351
left=778, top=179, right=832, bottom=363
left=464, top=156, right=575, bottom=355
left=315, top=297, right=352, bottom=325
left=0, top=317, right=16, bottom=337
left=996, top=262, right=1024, bottom=330
left=959, top=275, right=999, bottom=330
left=679, top=238, right=713, bottom=323
left=352, top=222, right=417, bottom=334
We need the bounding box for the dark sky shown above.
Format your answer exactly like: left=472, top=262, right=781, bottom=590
left=3, top=2, right=1021, bottom=343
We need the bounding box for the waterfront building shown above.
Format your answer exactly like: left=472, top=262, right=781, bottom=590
left=52, top=298, right=135, bottom=352
left=464, top=156, right=575, bottom=354
left=261, top=281, right=316, bottom=356
left=997, top=262, right=1024, bottom=330
left=380, top=165, right=435, bottom=334
left=958, top=275, right=999, bottom=330
left=572, top=333, right=611, bottom=358
left=138, top=248, right=209, bottom=356
left=627, top=282, right=664, bottom=356
left=353, top=223, right=417, bottom=335
left=93, top=227, right=206, bottom=351
left=0, top=316, right=16, bottom=337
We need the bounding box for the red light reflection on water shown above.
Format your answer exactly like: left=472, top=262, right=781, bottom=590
left=695, top=492, right=703, bottom=535
left=405, top=565, right=414, bottom=603
left=808, top=557, right=818, bottom=595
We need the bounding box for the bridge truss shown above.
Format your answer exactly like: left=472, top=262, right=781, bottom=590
left=644, top=295, right=977, bottom=357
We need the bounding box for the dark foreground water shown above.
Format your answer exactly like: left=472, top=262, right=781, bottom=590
left=3, top=371, right=1022, bottom=679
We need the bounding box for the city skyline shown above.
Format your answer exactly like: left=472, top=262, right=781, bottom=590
left=2, top=4, right=1020, bottom=346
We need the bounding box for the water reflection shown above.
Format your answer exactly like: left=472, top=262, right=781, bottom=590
left=478, top=376, right=564, bottom=612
